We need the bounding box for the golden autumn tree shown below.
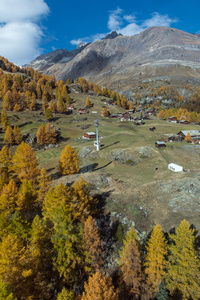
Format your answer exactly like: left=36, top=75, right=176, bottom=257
left=30, top=93, right=37, bottom=111
left=86, top=97, right=91, bottom=107
left=59, top=145, right=80, bottom=175
left=37, top=168, right=51, bottom=204
left=119, top=238, right=142, bottom=299
left=83, top=216, right=104, bottom=274
left=57, top=98, right=66, bottom=113
left=144, top=224, right=168, bottom=295
left=13, top=126, right=22, bottom=145
left=0, top=179, right=18, bottom=216
left=165, top=219, right=200, bottom=300
left=81, top=271, right=118, bottom=300
left=36, top=124, right=46, bottom=146
left=16, top=179, right=38, bottom=218
left=1, top=108, right=10, bottom=131
left=184, top=132, right=192, bottom=143
left=0, top=234, right=31, bottom=299
left=4, top=125, right=14, bottom=146
left=71, top=176, right=97, bottom=222
left=57, top=288, right=74, bottom=300
left=0, top=146, right=13, bottom=185
left=45, top=123, right=56, bottom=144
left=101, top=107, right=110, bottom=117
left=24, top=215, right=54, bottom=299
left=12, top=142, right=40, bottom=182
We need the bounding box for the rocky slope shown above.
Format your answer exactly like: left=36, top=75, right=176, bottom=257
left=28, top=26, right=200, bottom=89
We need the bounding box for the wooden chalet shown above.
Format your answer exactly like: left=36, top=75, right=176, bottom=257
left=179, top=120, right=190, bottom=124
left=109, top=114, right=118, bottom=118
left=123, top=113, right=131, bottom=120
left=155, top=141, right=166, bottom=148
left=78, top=108, right=87, bottom=114
left=168, top=135, right=183, bottom=142
left=168, top=116, right=177, bottom=122
left=177, top=130, right=200, bottom=140
left=84, top=132, right=96, bottom=139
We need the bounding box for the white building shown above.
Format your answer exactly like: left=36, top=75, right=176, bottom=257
left=168, top=163, right=183, bottom=172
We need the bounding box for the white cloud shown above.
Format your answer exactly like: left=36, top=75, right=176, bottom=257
left=0, top=0, right=49, bottom=65
left=108, top=7, right=123, bottom=31
left=70, top=33, right=107, bottom=46
left=0, top=22, right=43, bottom=65
left=0, top=0, right=49, bottom=22
left=143, top=12, right=178, bottom=28
left=70, top=8, right=178, bottom=46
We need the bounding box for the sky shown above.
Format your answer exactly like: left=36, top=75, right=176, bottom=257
left=0, top=0, right=200, bottom=66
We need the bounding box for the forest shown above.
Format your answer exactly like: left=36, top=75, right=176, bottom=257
left=0, top=56, right=200, bottom=299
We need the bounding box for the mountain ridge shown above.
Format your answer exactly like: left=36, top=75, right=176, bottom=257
left=28, top=26, right=200, bottom=90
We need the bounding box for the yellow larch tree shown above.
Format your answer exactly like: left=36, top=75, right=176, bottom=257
left=83, top=216, right=104, bottom=274
left=81, top=271, right=118, bottom=300
left=144, top=224, right=168, bottom=295
left=165, top=219, right=200, bottom=300
left=12, top=142, right=40, bottom=182
left=45, top=123, right=56, bottom=145
left=36, top=124, right=46, bottom=146
left=71, top=176, right=97, bottom=222
left=184, top=132, right=192, bottom=143
left=1, top=108, right=10, bottom=131
left=59, top=145, right=80, bottom=175
left=4, top=125, right=14, bottom=146
left=13, top=126, right=22, bottom=145
left=0, top=146, right=13, bottom=186
left=0, top=179, right=18, bottom=216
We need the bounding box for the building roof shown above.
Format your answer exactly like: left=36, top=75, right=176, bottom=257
left=181, top=130, right=200, bottom=136
left=85, top=132, right=96, bottom=135
left=156, top=141, right=166, bottom=145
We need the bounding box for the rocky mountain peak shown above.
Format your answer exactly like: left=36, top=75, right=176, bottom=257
left=102, top=31, right=123, bottom=40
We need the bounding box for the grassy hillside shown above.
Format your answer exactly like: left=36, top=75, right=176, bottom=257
left=2, top=82, right=200, bottom=233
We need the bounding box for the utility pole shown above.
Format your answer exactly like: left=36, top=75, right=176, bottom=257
left=94, top=118, right=100, bottom=151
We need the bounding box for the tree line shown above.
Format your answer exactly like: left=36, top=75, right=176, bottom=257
left=0, top=141, right=199, bottom=299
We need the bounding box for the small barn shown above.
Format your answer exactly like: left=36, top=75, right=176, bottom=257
left=149, top=127, right=156, bottom=131
left=155, top=141, right=166, bottom=148
left=168, top=163, right=183, bottom=172
left=84, top=132, right=96, bottom=139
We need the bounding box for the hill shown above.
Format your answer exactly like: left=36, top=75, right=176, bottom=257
left=28, top=26, right=200, bottom=93
left=1, top=69, right=200, bottom=233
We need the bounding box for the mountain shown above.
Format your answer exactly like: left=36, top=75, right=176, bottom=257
left=28, top=27, right=200, bottom=90
left=27, top=43, right=89, bottom=72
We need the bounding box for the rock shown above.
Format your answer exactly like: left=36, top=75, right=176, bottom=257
left=108, top=149, right=140, bottom=165
left=136, top=146, right=154, bottom=157
left=79, top=147, right=98, bottom=159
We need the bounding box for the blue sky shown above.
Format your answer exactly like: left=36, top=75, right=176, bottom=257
left=0, top=0, right=200, bottom=65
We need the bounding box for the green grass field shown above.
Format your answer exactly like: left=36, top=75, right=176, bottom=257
left=2, top=87, right=200, bottom=231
